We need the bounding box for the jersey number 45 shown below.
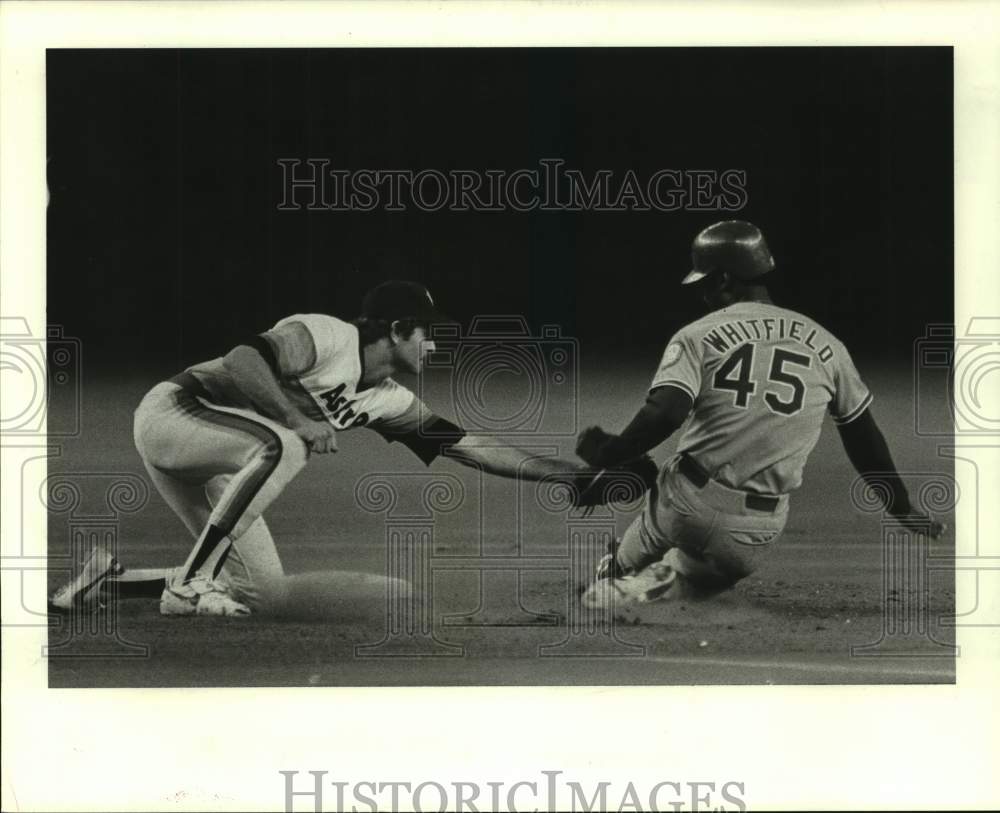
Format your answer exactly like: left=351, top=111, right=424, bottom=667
left=712, top=344, right=811, bottom=415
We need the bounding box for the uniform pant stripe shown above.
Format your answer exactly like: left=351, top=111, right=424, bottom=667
left=172, top=389, right=285, bottom=536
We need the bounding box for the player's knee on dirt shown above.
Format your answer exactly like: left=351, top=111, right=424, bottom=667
left=215, top=527, right=288, bottom=614
left=218, top=570, right=288, bottom=614
left=665, top=547, right=752, bottom=598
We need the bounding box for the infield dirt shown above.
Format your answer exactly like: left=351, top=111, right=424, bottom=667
left=45, top=360, right=957, bottom=686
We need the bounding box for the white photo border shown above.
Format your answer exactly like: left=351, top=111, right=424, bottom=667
left=2, top=2, right=998, bottom=811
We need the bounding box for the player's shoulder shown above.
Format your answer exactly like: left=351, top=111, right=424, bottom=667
left=273, top=312, right=349, bottom=332
left=273, top=313, right=356, bottom=343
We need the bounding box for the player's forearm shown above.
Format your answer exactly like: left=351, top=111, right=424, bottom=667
left=222, top=345, right=309, bottom=427
left=837, top=409, right=913, bottom=516
left=584, top=387, right=692, bottom=468
left=609, top=404, right=678, bottom=462
left=447, top=435, right=583, bottom=481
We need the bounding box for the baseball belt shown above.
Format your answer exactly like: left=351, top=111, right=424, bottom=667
left=678, top=453, right=780, bottom=514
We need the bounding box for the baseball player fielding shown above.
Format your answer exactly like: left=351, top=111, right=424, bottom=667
left=50, top=281, right=653, bottom=618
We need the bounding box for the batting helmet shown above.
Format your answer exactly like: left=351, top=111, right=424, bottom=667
left=361, top=280, right=449, bottom=325
left=682, top=220, right=775, bottom=285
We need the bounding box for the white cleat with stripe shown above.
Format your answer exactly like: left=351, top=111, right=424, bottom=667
left=160, top=576, right=251, bottom=617
left=580, top=561, right=678, bottom=611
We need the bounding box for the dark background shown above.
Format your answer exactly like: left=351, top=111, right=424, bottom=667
left=47, top=48, right=952, bottom=375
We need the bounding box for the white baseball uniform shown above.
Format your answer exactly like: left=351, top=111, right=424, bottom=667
left=618, top=301, right=872, bottom=587
left=133, top=314, right=434, bottom=609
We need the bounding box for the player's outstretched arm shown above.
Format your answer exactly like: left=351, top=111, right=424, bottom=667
left=445, top=434, right=585, bottom=482
left=374, top=404, right=655, bottom=506
left=837, top=407, right=944, bottom=538
left=576, top=384, right=693, bottom=469
left=443, top=434, right=658, bottom=509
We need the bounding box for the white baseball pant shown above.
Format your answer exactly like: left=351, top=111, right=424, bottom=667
left=618, top=454, right=789, bottom=593
left=133, top=381, right=309, bottom=610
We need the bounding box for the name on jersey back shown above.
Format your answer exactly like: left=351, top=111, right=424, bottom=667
left=702, top=317, right=834, bottom=363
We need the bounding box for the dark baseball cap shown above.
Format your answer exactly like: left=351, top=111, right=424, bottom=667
left=361, top=280, right=449, bottom=325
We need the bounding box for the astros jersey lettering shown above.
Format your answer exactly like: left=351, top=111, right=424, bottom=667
left=651, top=302, right=871, bottom=495
left=187, top=314, right=416, bottom=430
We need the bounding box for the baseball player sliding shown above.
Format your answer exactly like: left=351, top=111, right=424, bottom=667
left=577, top=220, right=945, bottom=610
left=52, top=281, right=653, bottom=617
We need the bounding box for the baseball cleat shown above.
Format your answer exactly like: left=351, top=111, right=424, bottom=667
left=49, top=547, right=125, bottom=613
left=580, top=561, right=677, bottom=611
left=159, top=576, right=251, bottom=617
left=196, top=589, right=251, bottom=617
left=594, top=538, right=624, bottom=581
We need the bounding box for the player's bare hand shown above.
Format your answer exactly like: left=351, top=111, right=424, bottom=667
left=291, top=417, right=338, bottom=454
left=576, top=425, right=616, bottom=467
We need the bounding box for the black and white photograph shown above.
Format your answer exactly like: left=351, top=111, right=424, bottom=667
left=41, top=44, right=957, bottom=688
left=2, top=2, right=998, bottom=812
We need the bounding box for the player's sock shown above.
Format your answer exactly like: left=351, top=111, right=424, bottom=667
left=210, top=543, right=235, bottom=579
left=176, top=524, right=233, bottom=585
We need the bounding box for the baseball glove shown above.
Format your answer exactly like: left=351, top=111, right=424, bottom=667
left=562, top=455, right=659, bottom=514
